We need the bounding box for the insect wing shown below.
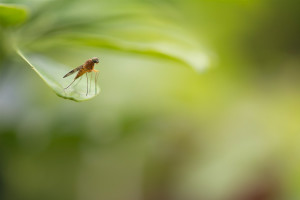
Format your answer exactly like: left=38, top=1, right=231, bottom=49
left=63, top=65, right=83, bottom=78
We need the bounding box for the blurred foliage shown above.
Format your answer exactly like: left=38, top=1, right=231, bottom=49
left=0, top=0, right=300, bottom=200
left=0, top=0, right=209, bottom=101
left=0, top=3, right=28, bottom=27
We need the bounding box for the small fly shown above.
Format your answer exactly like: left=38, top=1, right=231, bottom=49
left=63, top=57, right=100, bottom=96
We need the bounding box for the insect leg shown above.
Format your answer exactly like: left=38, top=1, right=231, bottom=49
left=89, top=72, right=93, bottom=93
left=95, top=71, right=97, bottom=94
left=64, top=79, right=76, bottom=89
left=95, top=71, right=100, bottom=94
left=86, top=73, right=89, bottom=96
left=74, top=76, right=83, bottom=87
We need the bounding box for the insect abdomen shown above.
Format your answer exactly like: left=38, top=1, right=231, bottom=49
left=75, top=68, right=86, bottom=79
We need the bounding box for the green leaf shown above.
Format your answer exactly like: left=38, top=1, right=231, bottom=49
left=59, top=33, right=209, bottom=72
left=17, top=0, right=210, bottom=72
left=0, top=3, right=28, bottom=27
left=17, top=50, right=100, bottom=102
left=24, top=22, right=210, bottom=72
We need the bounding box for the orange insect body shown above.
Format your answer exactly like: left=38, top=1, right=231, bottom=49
left=63, top=57, right=100, bottom=95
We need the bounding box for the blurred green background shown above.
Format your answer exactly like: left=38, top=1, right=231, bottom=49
left=0, top=0, right=300, bottom=200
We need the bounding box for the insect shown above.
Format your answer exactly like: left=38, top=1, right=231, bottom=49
left=63, top=57, right=100, bottom=96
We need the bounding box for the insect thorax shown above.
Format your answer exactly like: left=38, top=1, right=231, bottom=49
left=85, top=60, right=94, bottom=71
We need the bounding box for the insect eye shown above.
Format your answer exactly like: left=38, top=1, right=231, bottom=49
left=92, top=57, right=99, bottom=63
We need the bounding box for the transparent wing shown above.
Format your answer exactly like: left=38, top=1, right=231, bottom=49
left=63, top=65, right=83, bottom=78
